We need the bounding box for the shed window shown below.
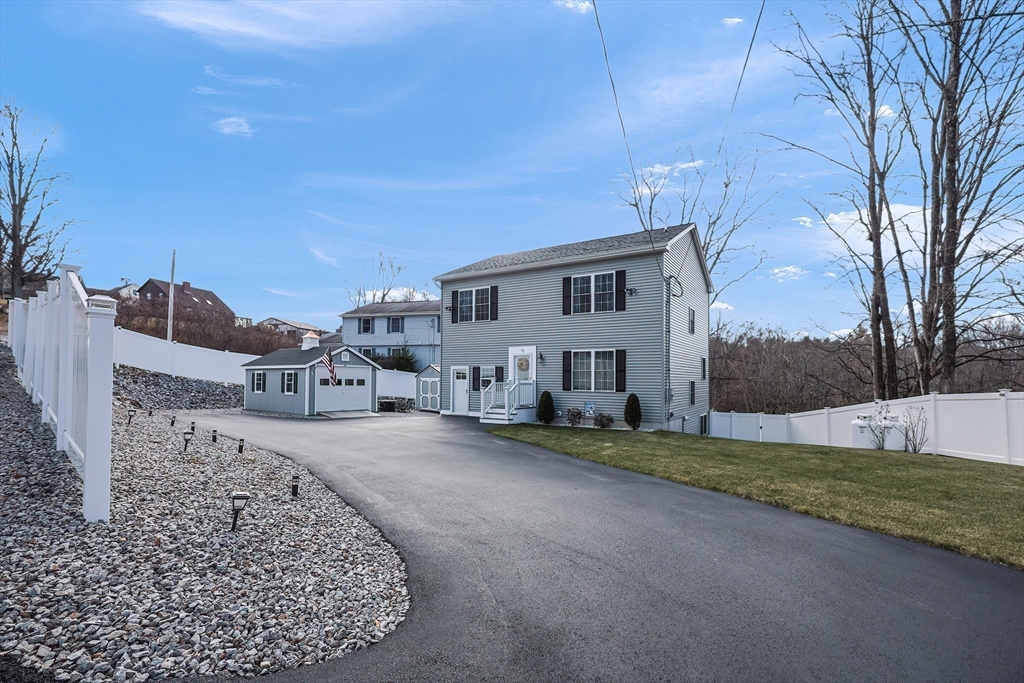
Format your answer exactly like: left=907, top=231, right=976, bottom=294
left=320, top=378, right=330, bottom=386
left=283, top=371, right=298, bottom=395
left=251, top=371, right=266, bottom=393
left=341, top=351, right=350, bottom=361
left=356, top=378, right=366, bottom=386
left=345, top=378, right=355, bottom=386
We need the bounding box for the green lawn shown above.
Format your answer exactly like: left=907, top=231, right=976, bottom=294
left=488, top=425, right=1024, bottom=569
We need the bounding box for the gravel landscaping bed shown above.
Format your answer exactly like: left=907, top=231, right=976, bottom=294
left=0, top=350, right=410, bottom=682
left=114, top=367, right=243, bottom=411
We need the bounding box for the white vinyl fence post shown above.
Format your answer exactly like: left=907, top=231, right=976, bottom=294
left=40, top=279, right=58, bottom=424
left=758, top=413, right=764, bottom=442
left=824, top=407, right=832, bottom=446
left=32, top=295, right=45, bottom=404
left=929, top=391, right=939, bottom=456
left=56, top=265, right=79, bottom=452
left=82, top=295, right=117, bottom=523
left=729, top=411, right=735, bottom=439
left=786, top=414, right=791, bottom=444
left=1000, top=389, right=1012, bottom=464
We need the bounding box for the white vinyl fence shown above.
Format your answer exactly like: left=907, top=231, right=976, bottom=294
left=7, top=265, right=117, bottom=521
left=114, top=327, right=258, bottom=384
left=377, top=368, right=416, bottom=399
left=710, top=390, right=1024, bottom=466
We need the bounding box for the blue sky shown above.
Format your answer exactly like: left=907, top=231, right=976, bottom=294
left=1, top=0, right=862, bottom=335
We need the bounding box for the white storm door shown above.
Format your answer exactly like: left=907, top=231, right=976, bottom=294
left=452, top=367, right=469, bottom=415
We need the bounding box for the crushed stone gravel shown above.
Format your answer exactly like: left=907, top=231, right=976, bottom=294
left=0, top=350, right=409, bottom=682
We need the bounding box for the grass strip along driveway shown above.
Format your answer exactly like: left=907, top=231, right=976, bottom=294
left=489, top=425, right=1024, bottom=569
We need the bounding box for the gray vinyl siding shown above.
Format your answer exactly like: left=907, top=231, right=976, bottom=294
left=664, top=236, right=711, bottom=432
left=342, top=313, right=441, bottom=368
left=440, top=252, right=668, bottom=429
left=244, top=368, right=308, bottom=415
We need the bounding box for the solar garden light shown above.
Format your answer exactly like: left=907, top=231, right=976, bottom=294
left=291, top=475, right=299, bottom=498
left=183, top=430, right=194, bottom=452
left=127, top=408, right=136, bottom=426
left=230, top=491, right=251, bottom=532
left=190, top=421, right=196, bottom=433
left=148, top=409, right=153, bottom=417
left=170, top=416, right=176, bottom=427
left=212, top=429, right=218, bottom=443
left=238, top=438, right=245, bottom=454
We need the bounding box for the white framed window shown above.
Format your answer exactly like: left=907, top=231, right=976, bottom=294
left=455, top=369, right=468, bottom=380
left=320, top=378, right=330, bottom=386
left=361, top=348, right=374, bottom=357
left=341, top=351, right=350, bottom=361
left=356, top=378, right=366, bottom=386
left=252, top=371, right=266, bottom=393
left=359, top=318, right=372, bottom=334
left=388, top=316, right=404, bottom=333
left=458, top=290, right=474, bottom=322
left=481, top=366, right=495, bottom=390
left=688, top=308, right=695, bottom=334
left=571, top=350, right=616, bottom=392
left=345, top=378, right=355, bottom=386
left=474, top=288, right=490, bottom=321
left=594, top=273, right=615, bottom=312
left=283, top=371, right=298, bottom=395
left=572, top=276, right=591, bottom=314
left=388, top=347, right=402, bottom=357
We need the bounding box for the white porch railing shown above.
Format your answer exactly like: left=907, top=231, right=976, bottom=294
left=6, top=264, right=117, bottom=521
left=481, top=379, right=535, bottom=421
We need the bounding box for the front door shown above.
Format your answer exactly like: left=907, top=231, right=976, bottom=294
left=451, top=366, right=469, bottom=415
left=507, top=346, right=537, bottom=406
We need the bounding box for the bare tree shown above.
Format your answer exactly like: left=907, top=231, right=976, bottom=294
left=774, top=0, right=905, bottom=400
left=617, top=146, right=780, bottom=304
left=346, top=252, right=406, bottom=307
left=0, top=102, right=71, bottom=298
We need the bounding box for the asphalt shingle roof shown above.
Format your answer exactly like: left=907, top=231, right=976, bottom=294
left=241, top=344, right=343, bottom=368
left=341, top=300, right=442, bottom=317
left=434, top=224, right=693, bottom=280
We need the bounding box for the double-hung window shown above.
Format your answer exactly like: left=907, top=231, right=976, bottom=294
left=572, top=351, right=592, bottom=391
left=360, top=347, right=374, bottom=357
left=388, top=317, right=404, bottom=334
left=594, top=351, right=615, bottom=391
left=481, top=366, right=495, bottom=390
left=283, top=371, right=298, bottom=395
left=458, top=290, right=474, bottom=322
left=572, top=276, right=592, bottom=314
left=688, top=308, right=696, bottom=334
left=388, top=347, right=402, bottom=357
left=474, top=288, right=490, bottom=321
left=359, top=318, right=372, bottom=334
left=594, top=273, right=615, bottom=312
left=571, top=350, right=616, bottom=391
left=252, top=371, right=266, bottom=393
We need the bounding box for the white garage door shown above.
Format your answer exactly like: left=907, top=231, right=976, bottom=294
left=315, top=366, right=372, bottom=412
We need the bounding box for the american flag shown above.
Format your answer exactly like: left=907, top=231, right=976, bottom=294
left=320, top=350, right=337, bottom=386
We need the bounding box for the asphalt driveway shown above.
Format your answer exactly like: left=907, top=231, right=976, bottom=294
left=187, top=411, right=1024, bottom=682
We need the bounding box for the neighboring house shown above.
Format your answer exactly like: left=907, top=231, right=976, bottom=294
left=137, top=279, right=235, bottom=318
left=434, top=224, right=712, bottom=431
left=339, top=300, right=442, bottom=370
left=257, top=317, right=326, bottom=337
left=241, top=332, right=382, bottom=416
left=118, top=282, right=140, bottom=299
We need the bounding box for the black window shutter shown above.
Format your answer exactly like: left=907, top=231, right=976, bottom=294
left=562, top=351, right=572, bottom=391
left=451, top=290, right=459, bottom=324
left=490, top=285, right=498, bottom=321
left=401, top=317, right=405, bottom=334
left=495, top=365, right=504, bottom=383
left=281, top=372, right=285, bottom=393
left=472, top=366, right=481, bottom=392
left=250, top=372, right=255, bottom=392
left=690, top=380, right=696, bottom=405
left=615, top=349, right=626, bottom=392
left=562, top=277, right=572, bottom=315
left=370, top=318, right=375, bottom=334
left=615, top=270, right=627, bottom=311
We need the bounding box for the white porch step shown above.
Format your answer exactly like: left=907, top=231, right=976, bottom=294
left=479, top=406, right=536, bottom=425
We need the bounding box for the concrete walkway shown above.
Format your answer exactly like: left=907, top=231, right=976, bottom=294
left=186, top=411, right=1024, bottom=682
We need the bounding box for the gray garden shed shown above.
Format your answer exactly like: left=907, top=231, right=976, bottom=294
left=416, top=365, right=440, bottom=412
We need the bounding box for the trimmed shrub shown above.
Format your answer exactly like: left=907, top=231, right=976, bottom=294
left=624, top=393, right=642, bottom=430
left=537, top=391, right=555, bottom=424
left=566, top=407, right=582, bottom=426
left=594, top=413, right=614, bottom=428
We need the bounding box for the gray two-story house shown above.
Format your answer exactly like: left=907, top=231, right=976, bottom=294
left=435, top=224, right=712, bottom=432
left=340, top=300, right=442, bottom=371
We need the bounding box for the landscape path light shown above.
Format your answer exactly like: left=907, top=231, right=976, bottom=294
left=212, top=429, right=218, bottom=443
left=183, top=431, right=194, bottom=452
left=190, top=421, right=196, bottom=433
left=148, top=409, right=153, bottom=417
left=127, top=408, right=136, bottom=426
left=238, top=438, right=245, bottom=454
left=231, top=491, right=251, bottom=532
left=291, top=474, right=299, bottom=498
left=170, top=416, right=176, bottom=427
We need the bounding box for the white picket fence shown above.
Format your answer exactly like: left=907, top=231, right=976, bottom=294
left=710, top=390, right=1024, bottom=466
left=114, top=327, right=258, bottom=384
left=7, top=265, right=117, bottom=521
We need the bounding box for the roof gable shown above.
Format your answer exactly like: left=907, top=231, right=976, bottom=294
left=241, top=344, right=382, bottom=369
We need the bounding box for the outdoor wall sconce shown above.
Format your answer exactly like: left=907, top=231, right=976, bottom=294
left=443, top=305, right=453, bottom=311
left=230, top=491, right=251, bottom=532
left=291, top=475, right=299, bottom=498
left=238, top=438, right=245, bottom=454
left=537, top=352, right=545, bottom=362
left=127, top=408, right=136, bottom=426
left=183, top=431, right=194, bottom=452
left=212, top=429, right=218, bottom=443
left=626, top=287, right=638, bottom=296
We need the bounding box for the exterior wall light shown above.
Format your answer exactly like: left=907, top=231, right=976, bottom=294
left=626, top=287, right=638, bottom=296
left=231, top=491, right=251, bottom=532
left=183, top=431, right=194, bottom=452
left=127, top=408, right=136, bottom=425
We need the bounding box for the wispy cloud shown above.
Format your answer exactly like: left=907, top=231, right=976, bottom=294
left=258, top=287, right=302, bottom=297
left=309, top=247, right=338, bottom=267
left=191, top=85, right=231, bottom=95
left=137, top=1, right=454, bottom=51
left=877, top=104, right=896, bottom=118
left=721, top=17, right=743, bottom=27
left=769, top=266, right=810, bottom=282
left=793, top=216, right=814, bottom=228
left=830, top=328, right=855, bottom=338
left=553, top=0, right=593, bottom=14
left=211, top=116, right=253, bottom=136
left=203, top=65, right=289, bottom=88
left=307, top=210, right=345, bottom=225
left=710, top=301, right=734, bottom=311
left=824, top=108, right=841, bottom=116
left=824, top=271, right=837, bottom=278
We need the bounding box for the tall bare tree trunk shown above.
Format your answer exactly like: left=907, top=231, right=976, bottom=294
left=939, top=0, right=963, bottom=392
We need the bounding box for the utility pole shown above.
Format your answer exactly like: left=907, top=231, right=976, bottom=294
left=167, top=249, right=176, bottom=342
